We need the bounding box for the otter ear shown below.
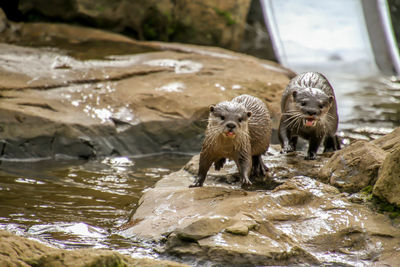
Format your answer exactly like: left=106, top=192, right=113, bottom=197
left=209, top=105, right=215, bottom=113
left=247, top=111, right=252, bottom=118
left=292, top=90, right=297, bottom=99
left=328, top=96, right=334, bottom=103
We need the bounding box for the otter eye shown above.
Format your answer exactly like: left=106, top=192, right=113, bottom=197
left=301, top=101, right=306, bottom=106
left=220, top=115, right=225, bottom=120
left=319, top=104, right=324, bottom=109
left=238, top=117, right=242, bottom=123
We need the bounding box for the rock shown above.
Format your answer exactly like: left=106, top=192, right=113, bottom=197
left=0, top=22, right=292, bottom=159
left=373, top=144, right=400, bottom=206
left=319, top=140, right=386, bottom=193
left=122, top=147, right=400, bottom=266
left=319, top=127, right=400, bottom=193
left=0, top=230, right=187, bottom=267
left=0, top=8, right=8, bottom=33
left=225, top=223, right=249, bottom=235
left=239, top=0, right=277, bottom=61
left=371, top=126, right=400, bottom=153
left=0, top=230, right=51, bottom=267
left=176, top=217, right=230, bottom=241
left=18, top=0, right=251, bottom=50
left=225, top=213, right=257, bottom=235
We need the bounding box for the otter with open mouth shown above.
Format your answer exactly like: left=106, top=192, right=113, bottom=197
left=279, top=72, right=341, bottom=160
left=190, top=94, right=271, bottom=187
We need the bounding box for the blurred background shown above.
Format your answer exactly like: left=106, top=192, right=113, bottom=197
left=1, top=0, right=400, bottom=70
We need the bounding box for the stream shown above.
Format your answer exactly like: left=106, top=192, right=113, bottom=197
left=0, top=153, right=191, bottom=258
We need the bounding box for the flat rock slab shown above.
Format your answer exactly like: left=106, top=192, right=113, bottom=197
left=0, top=22, right=292, bottom=159
left=122, top=146, right=400, bottom=266
left=0, top=230, right=188, bottom=267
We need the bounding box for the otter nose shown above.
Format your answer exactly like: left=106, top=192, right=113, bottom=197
left=226, top=122, right=236, bottom=130
left=306, top=110, right=317, bottom=116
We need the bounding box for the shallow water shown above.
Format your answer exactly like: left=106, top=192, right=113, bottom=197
left=323, top=72, right=400, bottom=145
left=0, top=153, right=191, bottom=257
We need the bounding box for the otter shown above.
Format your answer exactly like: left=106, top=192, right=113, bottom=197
left=189, top=94, right=271, bottom=187
left=279, top=72, right=340, bottom=160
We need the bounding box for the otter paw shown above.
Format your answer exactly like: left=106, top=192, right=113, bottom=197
left=251, top=164, right=268, bottom=177
left=304, top=153, right=317, bottom=160
left=189, top=183, right=203, bottom=188
left=281, top=145, right=295, bottom=154
left=241, top=178, right=252, bottom=186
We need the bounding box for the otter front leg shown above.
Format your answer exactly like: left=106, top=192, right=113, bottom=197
left=279, top=122, right=295, bottom=153
left=323, top=134, right=341, bottom=152
left=251, top=155, right=268, bottom=177
left=235, top=154, right=252, bottom=186
left=214, top=158, right=226, bottom=171
left=190, top=155, right=213, bottom=187
left=305, top=137, right=322, bottom=160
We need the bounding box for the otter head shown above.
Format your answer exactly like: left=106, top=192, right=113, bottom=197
left=292, top=88, right=333, bottom=127
left=208, top=101, right=252, bottom=139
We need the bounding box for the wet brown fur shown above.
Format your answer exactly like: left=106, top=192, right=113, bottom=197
left=279, top=72, right=340, bottom=160
left=190, top=94, right=271, bottom=187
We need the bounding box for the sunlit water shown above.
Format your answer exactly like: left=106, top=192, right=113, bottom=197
left=0, top=153, right=191, bottom=258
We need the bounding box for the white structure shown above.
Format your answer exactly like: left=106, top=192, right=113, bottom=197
left=260, top=0, right=400, bottom=77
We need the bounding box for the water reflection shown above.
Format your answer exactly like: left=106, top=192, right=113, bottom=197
left=0, top=153, right=191, bottom=253
left=329, top=74, right=400, bottom=143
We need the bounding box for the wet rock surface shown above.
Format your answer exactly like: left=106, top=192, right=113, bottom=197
left=319, top=140, right=386, bottom=193
left=18, top=0, right=251, bottom=50
left=0, top=230, right=188, bottom=267
left=373, top=143, right=400, bottom=206
left=122, top=145, right=400, bottom=266
left=0, top=21, right=292, bottom=160
left=321, top=127, right=400, bottom=194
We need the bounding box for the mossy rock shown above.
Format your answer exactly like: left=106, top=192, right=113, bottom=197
left=373, top=144, right=400, bottom=206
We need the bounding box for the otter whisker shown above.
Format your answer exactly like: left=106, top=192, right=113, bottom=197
left=324, top=113, right=336, bottom=123
left=287, top=119, right=300, bottom=131
left=296, top=116, right=303, bottom=134
left=283, top=112, right=301, bottom=121
left=285, top=115, right=302, bottom=129
left=282, top=111, right=303, bottom=117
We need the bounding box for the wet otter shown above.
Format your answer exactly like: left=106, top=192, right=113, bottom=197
left=279, top=72, right=340, bottom=160
left=190, top=94, right=271, bottom=187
